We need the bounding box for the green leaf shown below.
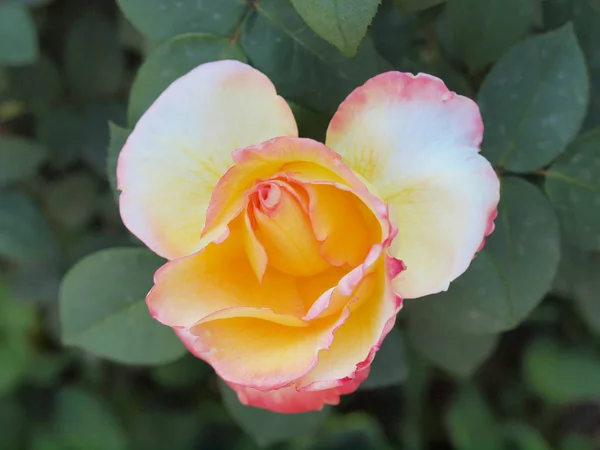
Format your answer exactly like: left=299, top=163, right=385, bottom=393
left=394, top=0, right=445, bottom=12
left=9, top=255, right=61, bottom=307
left=0, top=189, right=56, bottom=263
left=0, top=397, right=24, bottom=449
left=64, top=12, right=124, bottom=100
left=447, top=0, right=534, bottom=72
left=501, top=422, right=552, bottom=450
left=81, top=102, right=127, bottom=176
left=35, top=106, right=83, bottom=169
left=287, top=101, right=330, bottom=142
left=219, top=379, right=329, bottom=447
left=445, top=385, right=503, bottom=450
left=405, top=177, right=560, bottom=334
left=309, top=413, right=393, bottom=450
left=106, top=123, right=131, bottom=200
left=552, top=244, right=600, bottom=335
left=523, top=338, right=600, bottom=404
left=544, top=0, right=599, bottom=132
left=560, top=434, right=595, bottom=450
left=360, top=328, right=408, bottom=389
left=371, top=0, right=420, bottom=69
left=56, top=388, right=128, bottom=450
left=60, top=248, right=186, bottom=365
left=407, top=315, right=498, bottom=377
left=128, top=33, right=247, bottom=125
left=116, top=0, right=248, bottom=42
left=130, top=410, right=205, bottom=450
left=478, top=24, right=589, bottom=173
left=0, top=136, right=47, bottom=186
left=0, top=4, right=38, bottom=66
left=45, top=173, right=98, bottom=230
left=290, top=0, right=381, bottom=58
left=544, top=0, right=600, bottom=73
left=8, top=56, right=63, bottom=110
left=0, top=280, right=36, bottom=396
left=242, top=0, right=389, bottom=113
left=152, top=355, right=210, bottom=388
left=545, top=129, right=600, bottom=252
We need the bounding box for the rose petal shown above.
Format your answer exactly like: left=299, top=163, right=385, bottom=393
left=147, top=215, right=306, bottom=328
left=306, top=183, right=380, bottom=268
left=296, top=256, right=403, bottom=390
left=326, top=71, right=499, bottom=299
left=201, top=137, right=368, bottom=240
left=225, top=365, right=370, bottom=414
left=187, top=307, right=350, bottom=390
left=118, top=60, right=297, bottom=260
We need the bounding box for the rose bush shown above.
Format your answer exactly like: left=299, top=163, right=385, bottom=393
left=117, top=60, right=499, bottom=413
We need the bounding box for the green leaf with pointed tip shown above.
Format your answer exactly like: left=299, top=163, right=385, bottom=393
left=80, top=102, right=127, bottom=176
left=106, top=123, right=131, bottom=200
left=0, top=4, right=38, bottom=66
left=545, top=129, right=600, bottom=252
left=405, top=177, right=560, bottom=334
left=478, top=24, right=589, bottom=172
left=290, top=0, right=381, bottom=58
left=523, top=338, right=600, bottom=404
left=242, top=0, right=390, bottom=113
left=219, top=379, right=329, bottom=447
left=60, top=248, right=186, bottom=365
left=116, top=0, right=248, bottom=42
left=447, top=0, right=534, bottom=72
left=0, top=136, right=47, bottom=186
left=407, top=315, right=498, bottom=377
left=445, top=385, right=502, bottom=450
left=128, top=33, right=247, bottom=125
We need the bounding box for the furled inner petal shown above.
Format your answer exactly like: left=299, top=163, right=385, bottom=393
left=248, top=179, right=330, bottom=277
left=306, top=183, right=381, bottom=268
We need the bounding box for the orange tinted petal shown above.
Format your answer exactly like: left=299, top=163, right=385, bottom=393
left=251, top=181, right=330, bottom=277
left=226, top=365, right=370, bottom=413
left=147, top=216, right=305, bottom=328
left=188, top=309, right=348, bottom=389
left=201, top=137, right=368, bottom=240
left=297, top=256, right=403, bottom=390
left=306, top=184, right=380, bottom=268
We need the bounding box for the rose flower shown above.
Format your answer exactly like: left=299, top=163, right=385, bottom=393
left=117, top=60, right=499, bottom=413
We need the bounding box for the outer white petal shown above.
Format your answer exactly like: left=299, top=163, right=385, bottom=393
left=326, top=72, right=499, bottom=299
left=118, top=60, right=297, bottom=259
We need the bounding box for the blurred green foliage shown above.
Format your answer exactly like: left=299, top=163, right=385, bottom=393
left=0, top=0, right=599, bottom=448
